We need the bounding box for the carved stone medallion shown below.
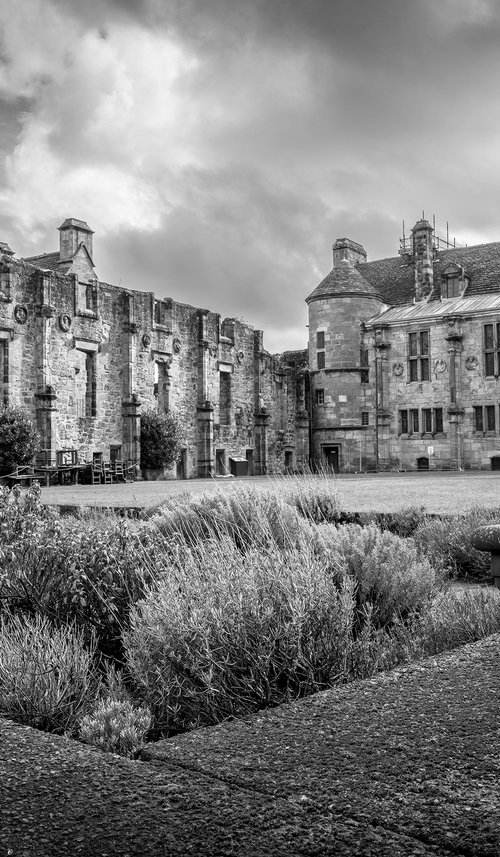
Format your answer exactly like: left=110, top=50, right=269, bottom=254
left=14, top=304, right=28, bottom=324
left=465, top=355, right=478, bottom=371
left=59, top=313, right=72, bottom=332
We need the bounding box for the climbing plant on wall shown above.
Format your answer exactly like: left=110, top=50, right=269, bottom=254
left=140, top=410, right=183, bottom=471
left=0, top=406, right=40, bottom=473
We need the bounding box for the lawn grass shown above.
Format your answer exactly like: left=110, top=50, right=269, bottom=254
left=40, top=471, right=500, bottom=516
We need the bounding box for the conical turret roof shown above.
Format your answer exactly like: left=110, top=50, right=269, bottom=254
left=306, top=259, right=383, bottom=304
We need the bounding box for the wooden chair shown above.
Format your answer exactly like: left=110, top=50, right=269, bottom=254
left=91, top=461, right=103, bottom=485
left=113, top=461, right=125, bottom=483
left=102, top=461, right=113, bottom=485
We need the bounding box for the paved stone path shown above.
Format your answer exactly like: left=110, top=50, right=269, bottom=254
left=1, top=636, right=499, bottom=856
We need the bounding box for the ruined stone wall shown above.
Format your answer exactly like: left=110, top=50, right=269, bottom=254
left=0, top=250, right=306, bottom=476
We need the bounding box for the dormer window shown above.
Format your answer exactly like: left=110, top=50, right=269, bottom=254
left=441, top=263, right=469, bottom=299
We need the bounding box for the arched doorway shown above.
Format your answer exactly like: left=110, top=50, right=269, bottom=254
left=491, top=456, right=500, bottom=471
left=417, top=456, right=429, bottom=471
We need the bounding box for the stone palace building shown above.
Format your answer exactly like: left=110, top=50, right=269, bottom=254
left=1, top=215, right=500, bottom=476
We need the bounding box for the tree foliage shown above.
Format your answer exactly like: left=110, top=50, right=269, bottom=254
left=140, top=409, right=183, bottom=470
left=0, top=405, right=40, bottom=472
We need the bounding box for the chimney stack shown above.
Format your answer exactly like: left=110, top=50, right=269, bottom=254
left=411, top=219, right=434, bottom=301
left=58, top=218, right=94, bottom=263
left=332, top=238, right=367, bottom=268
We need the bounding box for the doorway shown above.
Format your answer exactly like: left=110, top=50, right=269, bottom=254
left=417, top=456, right=429, bottom=471
left=215, top=449, right=226, bottom=476
left=245, top=448, right=254, bottom=476
left=177, top=448, right=187, bottom=480
left=323, top=445, right=340, bottom=473
left=491, top=456, right=500, bottom=471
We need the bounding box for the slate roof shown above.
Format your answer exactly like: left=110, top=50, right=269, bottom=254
left=436, top=242, right=500, bottom=296
left=306, top=259, right=384, bottom=304
left=309, top=240, right=500, bottom=309
left=22, top=251, right=67, bottom=272
left=358, top=256, right=415, bottom=305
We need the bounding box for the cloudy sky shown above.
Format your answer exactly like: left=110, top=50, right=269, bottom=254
left=1, top=0, right=500, bottom=352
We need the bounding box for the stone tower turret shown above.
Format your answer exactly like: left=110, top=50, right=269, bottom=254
left=306, top=239, right=384, bottom=471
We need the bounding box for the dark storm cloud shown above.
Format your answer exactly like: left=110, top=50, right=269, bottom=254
left=3, top=0, right=500, bottom=352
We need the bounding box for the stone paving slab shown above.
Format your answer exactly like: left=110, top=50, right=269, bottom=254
left=1, top=636, right=499, bottom=856
left=142, top=635, right=500, bottom=857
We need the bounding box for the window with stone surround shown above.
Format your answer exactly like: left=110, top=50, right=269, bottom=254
left=484, top=323, right=500, bottom=376
left=316, top=331, right=325, bottom=349
left=474, top=404, right=496, bottom=433
left=0, top=339, right=8, bottom=406
left=400, top=407, right=443, bottom=435
left=75, top=279, right=98, bottom=317
left=360, top=348, right=369, bottom=383
left=441, top=264, right=469, bottom=299
left=75, top=341, right=98, bottom=418
left=361, top=411, right=369, bottom=426
left=408, top=330, right=430, bottom=382
left=317, top=350, right=325, bottom=370
left=219, top=370, right=231, bottom=425
left=315, top=389, right=325, bottom=405
left=422, top=408, right=432, bottom=433
left=84, top=352, right=97, bottom=417
left=473, top=406, right=484, bottom=433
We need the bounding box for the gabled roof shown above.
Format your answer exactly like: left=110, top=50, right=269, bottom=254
left=306, top=259, right=383, bottom=304
left=23, top=241, right=95, bottom=275
left=23, top=251, right=62, bottom=271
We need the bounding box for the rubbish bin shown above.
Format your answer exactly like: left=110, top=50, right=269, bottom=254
left=229, top=458, right=249, bottom=477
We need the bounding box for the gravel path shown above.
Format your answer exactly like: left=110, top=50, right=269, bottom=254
left=1, top=635, right=499, bottom=856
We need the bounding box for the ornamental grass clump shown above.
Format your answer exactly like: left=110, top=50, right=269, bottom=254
left=0, top=488, right=165, bottom=661
left=315, top=522, right=439, bottom=629
left=79, top=698, right=151, bottom=758
left=354, top=586, right=500, bottom=674
left=413, top=507, right=500, bottom=583
left=150, top=485, right=311, bottom=552
left=123, top=537, right=355, bottom=735
left=275, top=472, right=346, bottom=524
left=0, top=612, right=100, bottom=734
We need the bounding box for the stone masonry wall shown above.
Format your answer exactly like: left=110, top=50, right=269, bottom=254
left=369, top=313, right=500, bottom=470
left=0, top=250, right=306, bottom=476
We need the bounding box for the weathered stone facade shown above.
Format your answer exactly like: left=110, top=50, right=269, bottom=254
left=307, top=221, right=500, bottom=471
left=0, top=220, right=309, bottom=477
left=3, top=214, right=500, bottom=475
